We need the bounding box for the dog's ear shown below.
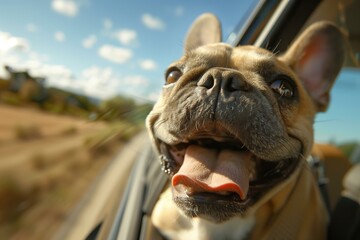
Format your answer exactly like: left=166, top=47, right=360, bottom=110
left=281, top=22, right=346, bottom=112
left=184, top=13, right=222, bottom=52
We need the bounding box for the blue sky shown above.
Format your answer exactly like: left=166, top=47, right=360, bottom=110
left=315, top=69, right=360, bottom=143
left=0, top=0, right=359, bottom=143
left=0, top=0, right=253, bottom=100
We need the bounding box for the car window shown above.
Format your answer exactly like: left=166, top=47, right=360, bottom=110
left=316, top=68, right=360, bottom=163
left=304, top=0, right=360, bottom=162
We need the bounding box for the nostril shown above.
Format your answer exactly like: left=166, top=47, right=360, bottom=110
left=198, top=74, right=215, bottom=89
left=224, top=75, right=251, bottom=92
left=227, top=77, right=238, bottom=92
left=197, top=70, right=251, bottom=93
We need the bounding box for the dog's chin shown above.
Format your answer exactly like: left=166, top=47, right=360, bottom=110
left=157, top=137, right=300, bottom=223
left=173, top=191, right=251, bottom=223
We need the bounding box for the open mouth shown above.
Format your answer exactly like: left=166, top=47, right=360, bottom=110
left=157, top=136, right=300, bottom=221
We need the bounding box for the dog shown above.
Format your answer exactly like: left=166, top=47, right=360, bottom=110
left=146, top=13, right=346, bottom=240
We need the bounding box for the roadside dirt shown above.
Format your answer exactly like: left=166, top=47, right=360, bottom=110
left=0, top=104, right=104, bottom=142
left=0, top=104, right=128, bottom=239
left=0, top=104, right=106, bottom=170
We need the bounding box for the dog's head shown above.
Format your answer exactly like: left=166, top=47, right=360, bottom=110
left=146, top=14, right=345, bottom=222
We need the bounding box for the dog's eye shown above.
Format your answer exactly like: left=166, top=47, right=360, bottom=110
left=165, top=68, right=182, bottom=84
left=270, top=78, right=294, bottom=98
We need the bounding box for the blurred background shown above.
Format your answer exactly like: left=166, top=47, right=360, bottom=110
left=0, top=0, right=359, bottom=239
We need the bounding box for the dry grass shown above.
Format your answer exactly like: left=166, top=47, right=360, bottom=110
left=84, top=121, right=140, bottom=156
left=31, top=153, right=48, bottom=170
left=0, top=135, right=124, bottom=239
left=14, top=124, right=42, bottom=140
left=61, top=126, right=78, bottom=136
left=0, top=175, right=35, bottom=224
left=0, top=104, right=143, bottom=239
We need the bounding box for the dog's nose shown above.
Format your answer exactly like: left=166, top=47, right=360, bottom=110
left=197, top=70, right=251, bottom=94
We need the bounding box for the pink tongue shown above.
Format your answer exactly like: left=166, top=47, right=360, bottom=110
left=172, top=145, right=251, bottom=200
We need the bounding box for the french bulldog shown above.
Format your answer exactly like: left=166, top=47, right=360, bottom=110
left=146, top=13, right=346, bottom=240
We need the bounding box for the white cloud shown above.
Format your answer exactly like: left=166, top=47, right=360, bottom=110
left=0, top=31, right=29, bottom=53
left=114, top=29, right=137, bottom=46
left=79, top=66, right=151, bottom=99
left=26, top=23, right=38, bottom=33
left=82, top=35, right=97, bottom=48
left=0, top=31, right=155, bottom=101
left=142, top=14, right=166, bottom=30
left=29, top=52, right=49, bottom=63
left=175, top=6, right=184, bottom=16
left=82, top=66, right=112, bottom=81
left=121, top=75, right=151, bottom=99
left=30, top=64, right=73, bottom=84
left=52, top=0, right=78, bottom=17
left=80, top=66, right=119, bottom=98
left=54, top=31, right=66, bottom=42
left=0, top=31, right=76, bottom=94
left=139, top=59, right=157, bottom=71
left=98, top=45, right=132, bottom=64
left=0, top=32, right=30, bottom=78
left=103, top=19, right=113, bottom=30
left=123, top=75, right=149, bottom=87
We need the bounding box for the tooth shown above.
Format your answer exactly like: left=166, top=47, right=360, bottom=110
left=185, top=187, right=195, bottom=196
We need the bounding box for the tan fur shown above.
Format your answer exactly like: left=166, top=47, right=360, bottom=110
left=147, top=14, right=346, bottom=240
